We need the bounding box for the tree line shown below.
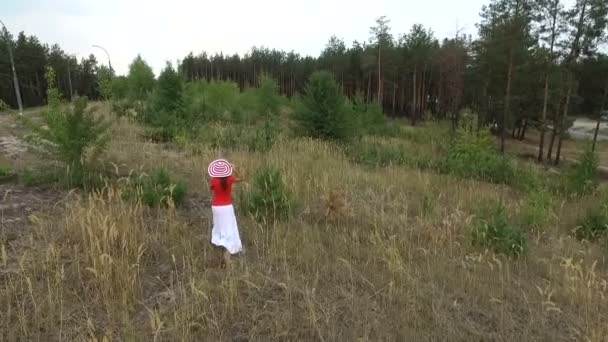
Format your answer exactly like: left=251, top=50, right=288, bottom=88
left=1, top=0, right=607, bottom=164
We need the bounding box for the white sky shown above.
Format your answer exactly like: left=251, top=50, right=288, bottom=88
left=2, top=0, right=488, bottom=76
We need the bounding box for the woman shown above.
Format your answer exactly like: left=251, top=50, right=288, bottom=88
left=208, top=159, right=242, bottom=268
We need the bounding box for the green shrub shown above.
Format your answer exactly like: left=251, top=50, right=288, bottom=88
left=294, top=71, right=354, bottom=141
left=18, top=167, right=61, bottom=187
left=348, top=140, right=405, bottom=167
left=33, top=67, right=110, bottom=187
left=520, top=190, right=553, bottom=230
left=127, top=168, right=187, bottom=207
left=565, top=144, right=598, bottom=196
left=575, top=205, right=608, bottom=241
left=205, top=81, right=241, bottom=119
left=255, top=74, right=282, bottom=117
left=471, top=202, right=527, bottom=257
left=444, top=129, right=516, bottom=184
left=110, top=76, right=129, bottom=100
left=127, top=55, right=155, bottom=102
left=245, top=166, right=291, bottom=221
left=0, top=99, right=9, bottom=112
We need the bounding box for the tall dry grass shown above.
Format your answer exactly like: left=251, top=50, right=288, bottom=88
left=1, top=109, right=607, bottom=340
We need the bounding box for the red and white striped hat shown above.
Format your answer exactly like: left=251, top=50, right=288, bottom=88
left=208, top=159, right=233, bottom=178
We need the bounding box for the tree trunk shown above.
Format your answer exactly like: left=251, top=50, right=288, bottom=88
left=502, top=49, right=514, bottom=153
left=519, top=118, right=528, bottom=140
left=592, top=80, right=608, bottom=151
left=367, top=73, right=372, bottom=103
left=392, top=83, right=397, bottom=115
left=538, top=72, right=551, bottom=162
left=377, top=46, right=382, bottom=104
left=412, top=65, right=417, bottom=125
left=555, top=78, right=573, bottom=165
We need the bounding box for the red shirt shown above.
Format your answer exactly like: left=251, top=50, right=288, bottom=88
left=210, top=176, right=237, bottom=206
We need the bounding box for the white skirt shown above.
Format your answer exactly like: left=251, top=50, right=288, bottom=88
left=211, top=205, right=242, bottom=254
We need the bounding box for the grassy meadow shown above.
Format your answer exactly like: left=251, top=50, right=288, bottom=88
left=1, top=77, right=608, bottom=342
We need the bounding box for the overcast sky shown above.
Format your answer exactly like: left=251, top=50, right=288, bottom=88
left=2, top=0, right=489, bottom=75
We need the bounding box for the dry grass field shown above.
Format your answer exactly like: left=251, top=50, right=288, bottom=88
left=0, top=103, right=607, bottom=341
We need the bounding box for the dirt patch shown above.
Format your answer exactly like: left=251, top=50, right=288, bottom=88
left=0, top=184, right=66, bottom=243
left=0, top=136, right=29, bottom=160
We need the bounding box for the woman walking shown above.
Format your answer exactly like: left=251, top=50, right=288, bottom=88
left=208, top=159, right=242, bottom=267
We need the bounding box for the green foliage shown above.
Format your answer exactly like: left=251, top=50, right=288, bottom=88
left=110, top=76, right=129, bottom=100
left=0, top=166, right=12, bottom=177
left=127, top=55, right=155, bottom=102
left=127, top=168, right=187, bottom=207
left=575, top=204, right=608, bottom=241
left=294, top=71, right=354, bottom=141
left=18, top=166, right=61, bottom=187
left=520, top=190, right=553, bottom=230
left=255, top=74, right=282, bottom=117
left=350, top=95, right=388, bottom=135
left=444, top=129, right=516, bottom=184
left=471, top=202, right=527, bottom=257
left=140, top=62, right=189, bottom=140
left=565, top=144, right=599, bottom=196
left=34, top=67, right=110, bottom=187
left=245, top=166, right=291, bottom=221
left=110, top=99, right=137, bottom=118
left=346, top=137, right=438, bottom=170
left=97, top=65, right=113, bottom=101
left=0, top=99, right=9, bottom=112
left=204, top=81, right=241, bottom=119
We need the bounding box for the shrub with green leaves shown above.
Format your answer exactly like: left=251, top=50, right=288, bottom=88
left=294, top=71, right=354, bottom=141
left=142, top=62, right=187, bottom=140
left=520, top=190, right=553, bottom=230
left=445, top=129, right=516, bottom=184
left=471, top=202, right=527, bottom=257
left=245, top=166, right=291, bottom=221
left=127, top=168, right=187, bottom=207
left=127, top=55, right=155, bottom=102
left=34, top=67, right=109, bottom=187
left=0, top=99, right=9, bottom=112
left=575, top=204, right=608, bottom=241
left=565, top=144, right=598, bottom=196
left=255, top=74, right=282, bottom=117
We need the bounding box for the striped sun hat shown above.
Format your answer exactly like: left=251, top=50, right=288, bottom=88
left=208, top=159, right=233, bottom=178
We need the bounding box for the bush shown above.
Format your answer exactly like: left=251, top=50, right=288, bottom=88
left=127, top=55, right=155, bottom=102
left=205, top=81, right=241, bottom=119
left=565, top=144, right=598, bottom=196
left=33, top=67, right=109, bottom=187
left=18, top=166, right=61, bottom=187
left=471, top=202, right=527, bottom=257
left=142, top=62, right=187, bottom=140
left=294, top=71, right=354, bottom=141
left=245, top=166, right=291, bottom=221
left=444, top=129, right=516, bottom=184
left=575, top=205, right=608, bottom=241
left=255, top=74, right=282, bottom=117
left=520, top=190, right=553, bottom=230
left=0, top=99, right=9, bottom=112
left=127, top=168, right=187, bottom=207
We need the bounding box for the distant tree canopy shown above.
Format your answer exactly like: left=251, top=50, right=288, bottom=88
left=1, top=2, right=607, bottom=156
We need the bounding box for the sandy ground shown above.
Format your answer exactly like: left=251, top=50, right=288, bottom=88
left=568, top=118, right=608, bottom=141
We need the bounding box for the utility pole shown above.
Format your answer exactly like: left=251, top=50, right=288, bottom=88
left=0, top=19, right=23, bottom=115
left=92, top=44, right=113, bottom=74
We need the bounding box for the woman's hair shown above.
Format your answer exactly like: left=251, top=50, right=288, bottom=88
left=220, top=176, right=228, bottom=191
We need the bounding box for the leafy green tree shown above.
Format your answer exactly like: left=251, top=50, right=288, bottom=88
left=294, top=71, right=353, bottom=140
left=256, top=74, right=281, bottom=116
left=127, top=55, right=155, bottom=102
left=97, top=65, right=114, bottom=101
left=144, top=62, right=185, bottom=139
left=554, top=0, right=608, bottom=164
left=36, top=67, right=109, bottom=186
